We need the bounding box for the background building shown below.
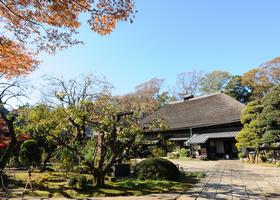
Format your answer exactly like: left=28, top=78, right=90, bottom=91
left=142, top=93, right=244, bottom=159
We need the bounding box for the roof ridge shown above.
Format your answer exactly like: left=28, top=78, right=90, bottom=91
left=167, top=92, right=221, bottom=105
left=188, top=92, right=221, bottom=101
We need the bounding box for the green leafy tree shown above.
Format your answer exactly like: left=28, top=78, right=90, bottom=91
left=200, top=70, right=232, bottom=94
left=78, top=94, right=167, bottom=188
left=17, top=104, right=60, bottom=170
left=55, top=146, right=77, bottom=172
left=37, top=75, right=110, bottom=172
left=81, top=95, right=147, bottom=187
left=156, top=92, right=177, bottom=107
left=224, top=75, right=251, bottom=104
left=37, top=75, right=164, bottom=188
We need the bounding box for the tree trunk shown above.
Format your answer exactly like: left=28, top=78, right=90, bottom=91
left=93, top=169, right=106, bottom=188
left=253, top=148, right=259, bottom=163
left=92, top=133, right=106, bottom=188
left=0, top=143, right=15, bottom=170
left=246, top=152, right=250, bottom=162
left=0, top=111, right=17, bottom=170
left=253, top=149, right=257, bottom=163
left=42, top=152, right=52, bottom=172
left=273, top=150, right=277, bottom=164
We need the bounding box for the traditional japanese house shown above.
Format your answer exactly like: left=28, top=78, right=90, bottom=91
left=142, top=93, right=245, bottom=159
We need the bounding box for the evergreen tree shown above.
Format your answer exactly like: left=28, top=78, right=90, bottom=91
left=224, top=75, right=251, bottom=104
left=235, top=101, right=263, bottom=161
left=259, top=85, right=280, bottom=144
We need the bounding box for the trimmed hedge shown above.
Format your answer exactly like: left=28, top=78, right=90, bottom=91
left=134, top=158, right=180, bottom=181
left=19, top=140, right=42, bottom=167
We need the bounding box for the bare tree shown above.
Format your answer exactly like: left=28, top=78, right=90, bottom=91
left=173, top=70, right=203, bottom=98
left=41, top=74, right=112, bottom=107
left=39, top=74, right=112, bottom=146
left=260, top=57, right=280, bottom=85
left=134, top=78, right=165, bottom=99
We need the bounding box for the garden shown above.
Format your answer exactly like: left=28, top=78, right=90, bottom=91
left=2, top=156, right=205, bottom=198
left=0, top=75, right=206, bottom=198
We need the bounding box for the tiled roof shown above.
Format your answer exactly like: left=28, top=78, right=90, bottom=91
left=185, top=131, right=238, bottom=145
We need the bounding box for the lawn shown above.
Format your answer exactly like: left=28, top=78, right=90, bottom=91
left=3, top=170, right=205, bottom=198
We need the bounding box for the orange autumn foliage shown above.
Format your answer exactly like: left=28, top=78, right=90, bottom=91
left=0, top=37, right=38, bottom=77
left=241, top=57, right=280, bottom=100
left=0, top=0, right=135, bottom=76
left=0, top=133, right=32, bottom=149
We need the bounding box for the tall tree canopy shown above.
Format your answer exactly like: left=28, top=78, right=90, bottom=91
left=17, top=104, right=60, bottom=170
left=0, top=0, right=135, bottom=76
left=241, top=68, right=274, bottom=100
left=134, top=78, right=165, bottom=99
left=174, top=70, right=203, bottom=97
left=224, top=75, right=251, bottom=104
left=236, top=85, right=280, bottom=161
left=261, top=57, right=280, bottom=85
left=259, top=85, right=280, bottom=143
left=235, top=101, right=263, bottom=152
left=241, top=57, right=280, bottom=101
left=81, top=95, right=144, bottom=187
left=199, top=70, right=232, bottom=94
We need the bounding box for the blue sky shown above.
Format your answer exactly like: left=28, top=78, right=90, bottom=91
left=29, top=0, right=280, bottom=97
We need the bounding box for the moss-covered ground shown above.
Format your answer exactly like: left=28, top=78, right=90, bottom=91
left=2, top=170, right=205, bottom=198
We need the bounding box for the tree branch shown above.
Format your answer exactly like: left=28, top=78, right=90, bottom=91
left=0, top=0, right=49, bottom=33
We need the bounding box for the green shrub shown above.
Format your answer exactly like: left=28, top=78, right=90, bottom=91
left=55, top=146, right=77, bottom=172
left=151, top=147, right=166, bottom=157
left=134, top=157, right=180, bottom=181
left=8, top=156, right=22, bottom=168
left=238, top=152, right=245, bottom=159
left=167, top=151, right=179, bottom=159
left=73, top=164, right=91, bottom=173
left=78, top=175, right=87, bottom=189
left=179, top=148, right=190, bottom=158
left=19, top=140, right=42, bottom=167
left=276, top=162, right=280, bottom=168
left=68, top=176, right=78, bottom=188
